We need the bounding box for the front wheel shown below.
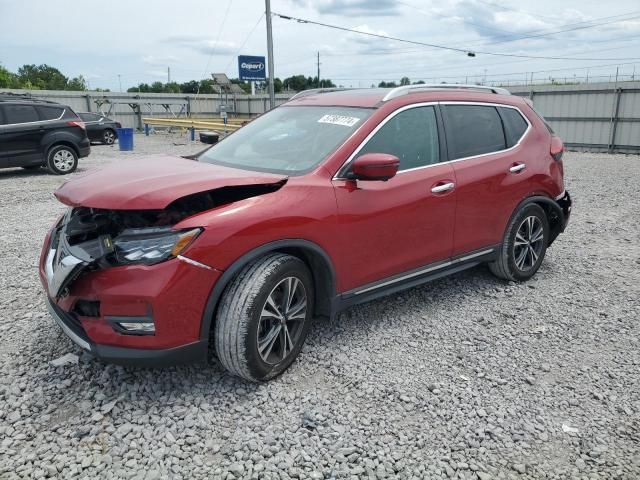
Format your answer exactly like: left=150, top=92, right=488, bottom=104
left=46, top=145, right=78, bottom=175
left=214, top=253, right=314, bottom=382
left=489, top=203, right=549, bottom=282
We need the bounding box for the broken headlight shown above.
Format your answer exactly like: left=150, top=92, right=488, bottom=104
left=113, top=227, right=201, bottom=266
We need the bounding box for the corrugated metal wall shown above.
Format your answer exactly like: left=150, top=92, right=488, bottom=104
left=3, top=82, right=639, bottom=153
left=510, top=81, right=640, bottom=153
left=0, top=89, right=293, bottom=129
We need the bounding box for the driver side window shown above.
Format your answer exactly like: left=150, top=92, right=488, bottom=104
left=355, top=106, right=440, bottom=171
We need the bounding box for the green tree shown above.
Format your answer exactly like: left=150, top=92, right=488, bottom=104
left=66, top=75, right=87, bottom=91
left=400, top=76, right=411, bottom=86
left=283, top=75, right=307, bottom=91
left=180, top=80, right=200, bottom=93
left=149, top=81, right=164, bottom=93
left=378, top=81, right=398, bottom=88
left=273, top=77, right=283, bottom=93
left=17, top=64, right=68, bottom=90
left=0, top=65, right=19, bottom=88
left=164, top=82, right=181, bottom=93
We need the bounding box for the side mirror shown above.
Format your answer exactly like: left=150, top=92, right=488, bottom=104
left=349, top=153, right=400, bottom=181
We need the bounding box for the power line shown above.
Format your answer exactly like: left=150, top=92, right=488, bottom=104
left=272, top=12, right=640, bottom=61
left=329, top=60, right=640, bottom=82
left=196, top=0, right=233, bottom=98
left=223, top=13, right=265, bottom=72
left=474, top=12, right=640, bottom=47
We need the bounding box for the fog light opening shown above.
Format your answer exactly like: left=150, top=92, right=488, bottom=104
left=116, top=322, right=155, bottom=334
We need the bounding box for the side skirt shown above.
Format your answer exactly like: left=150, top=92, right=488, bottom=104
left=334, top=246, right=498, bottom=312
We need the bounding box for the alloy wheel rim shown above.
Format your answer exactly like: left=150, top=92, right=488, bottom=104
left=53, top=150, right=75, bottom=171
left=104, top=131, right=115, bottom=144
left=257, top=276, right=307, bottom=365
left=513, top=215, right=544, bottom=271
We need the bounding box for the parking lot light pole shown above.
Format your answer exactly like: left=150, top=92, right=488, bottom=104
left=265, top=0, right=275, bottom=109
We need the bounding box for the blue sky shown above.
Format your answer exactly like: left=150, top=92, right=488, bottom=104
left=1, top=0, right=639, bottom=90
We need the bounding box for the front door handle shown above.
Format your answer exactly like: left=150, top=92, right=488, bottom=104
left=431, top=182, right=455, bottom=193
left=509, top=163, right=526, bottom=173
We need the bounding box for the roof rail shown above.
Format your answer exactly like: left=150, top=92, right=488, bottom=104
left=0, top=92, right=59, bottom=104
left=382, top=84, right=511, bottom=101
left=288, top=87, right=358, bottom=101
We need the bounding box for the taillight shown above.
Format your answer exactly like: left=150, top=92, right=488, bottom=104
left=67, top=120, right=86, bottom=130
left=550, top=135, right=564, bottom=161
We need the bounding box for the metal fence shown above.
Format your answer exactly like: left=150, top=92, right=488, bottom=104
left=510, top=81, right=640, bottom=154
left=0, top=89, right=293, bottom=130
left=2, top=82, right=639, bottom=153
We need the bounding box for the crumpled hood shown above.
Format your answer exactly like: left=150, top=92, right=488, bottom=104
left=54, top=155, right=288, bottom=210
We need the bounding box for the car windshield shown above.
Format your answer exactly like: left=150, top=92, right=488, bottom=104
left=198, top=105, right=373, bottom=174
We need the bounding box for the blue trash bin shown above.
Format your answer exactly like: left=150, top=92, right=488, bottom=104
left=116, top=128, right=134, bottom=151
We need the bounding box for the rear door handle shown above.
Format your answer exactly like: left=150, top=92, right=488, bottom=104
left=509, top=163, right=526, bottom=173
left=431, top=182, right=455, bottom=193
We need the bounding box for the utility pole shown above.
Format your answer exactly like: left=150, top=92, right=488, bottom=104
left=265, top=0, right=275, bottom=109
left=118, top=74, right=122, bottom=92
left=168, top=66, right=171, bottom=84
left=317, top=51, right=321, bottom=88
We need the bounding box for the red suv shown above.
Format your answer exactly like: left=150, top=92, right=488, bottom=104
left=40, top=85, right=571, bottom=381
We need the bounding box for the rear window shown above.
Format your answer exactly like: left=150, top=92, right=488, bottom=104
left=37, top=105, right=64, bottom=121
left=442, top=105, right=506, bottom=159
left=3, top=104, right=40, bottom=124
left=498, top=107, right=529, bottom=147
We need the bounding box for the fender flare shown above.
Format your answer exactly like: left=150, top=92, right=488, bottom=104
left=508, top=194, right=565, bottom=246
left=199, top=239, right=337, bottom=341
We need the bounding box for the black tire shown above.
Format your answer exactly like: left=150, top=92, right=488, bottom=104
left=489, top=203, right=549, bottom=282
left=46, top=145, right=78, bottom=175
left=215, top=253, right=314, bottom=382
left=102, top=129, right=116, bottom=145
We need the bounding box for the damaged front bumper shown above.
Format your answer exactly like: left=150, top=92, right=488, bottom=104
left=39, top=213, right=220, bottom=367
left=46, top=298, right=208, bottom=366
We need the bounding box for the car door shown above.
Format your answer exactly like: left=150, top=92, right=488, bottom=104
left=0, top=103, right=44, bottom=167
left=332, top=105, right=456, bottom=293
left=79, top=112, right=100, bottom=141
left=441, top=103, right=535, bottom=256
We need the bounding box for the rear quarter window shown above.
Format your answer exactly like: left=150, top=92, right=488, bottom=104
left=442, top=104, right=506, bottom=159
left=498, top=107, right=529, bottom=147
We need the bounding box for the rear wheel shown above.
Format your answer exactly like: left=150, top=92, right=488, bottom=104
left=46, top=145, right=78, bottom=175
left=102, top=129, right=116, bottom=145
left=489, top=203, right=549, bottom=281
left=215, top=253, right=314, bottom=382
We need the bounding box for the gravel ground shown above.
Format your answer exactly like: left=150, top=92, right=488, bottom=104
left=0, top=135, right=639, bottom=480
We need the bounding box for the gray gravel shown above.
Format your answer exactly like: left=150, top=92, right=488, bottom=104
left=0, top=135, right=639, bottom=479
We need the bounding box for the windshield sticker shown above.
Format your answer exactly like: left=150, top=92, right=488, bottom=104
left=318, top=114, right=361, bottom=127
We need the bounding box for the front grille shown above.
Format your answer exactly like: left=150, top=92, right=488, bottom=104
left=49, top=299, right=91, bottom=344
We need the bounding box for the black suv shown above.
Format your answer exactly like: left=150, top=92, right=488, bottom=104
left=0, top=94, right=90, bottom=174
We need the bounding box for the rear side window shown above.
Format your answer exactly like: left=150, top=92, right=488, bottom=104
left=3, top=104, right=40, bottom=124
left=356, top=106, right=440, bottom=171
left=443, top=105, right=506, bottom=159
left=79, top=112, right=101, bottom=122
left=37, top=105, right=64, bottom=121
left=498, top=107, right=529, bottom=147
left=62, top=107, right=80, bottom=120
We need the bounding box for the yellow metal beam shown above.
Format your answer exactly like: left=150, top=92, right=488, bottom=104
left=142, top=117, right=242, bottom=130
